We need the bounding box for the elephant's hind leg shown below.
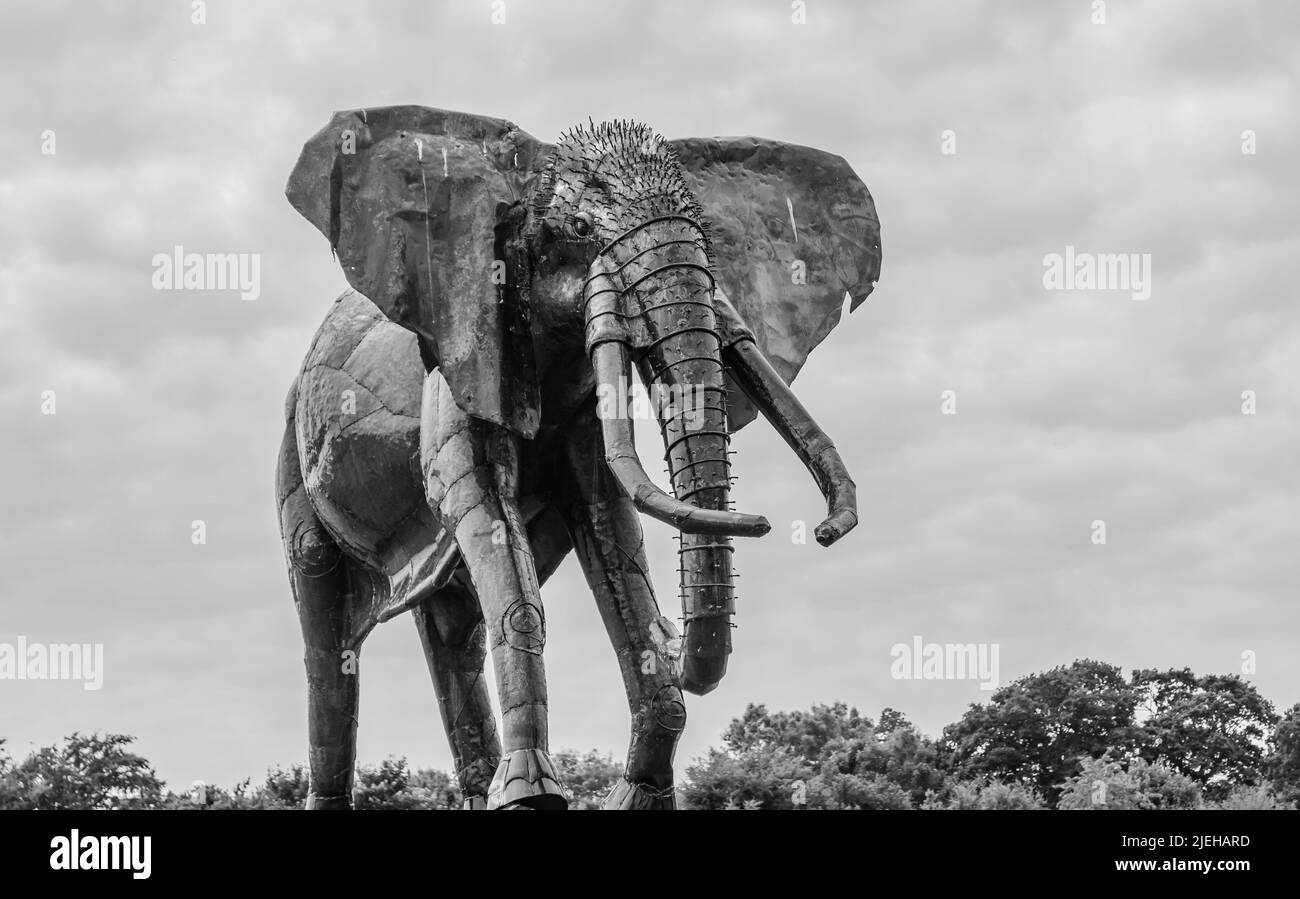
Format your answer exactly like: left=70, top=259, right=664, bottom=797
left=277, top=418, right=360, bottom=810
left=412, top=569, right=500, bottom=809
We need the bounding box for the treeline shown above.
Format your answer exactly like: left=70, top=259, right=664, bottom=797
left=0, top=738, right=618, bottom=811
left=3, top=661, right=1297, bottom=809
left=686, top=661, right=1297, bottom=809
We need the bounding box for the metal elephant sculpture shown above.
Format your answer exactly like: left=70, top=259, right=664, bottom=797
left=275, top=106, right=882, bottom=809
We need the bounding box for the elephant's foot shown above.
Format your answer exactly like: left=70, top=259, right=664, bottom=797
left=487, top=749, right=568, bottom=810
left=462, top=795, right=488, bottom=810
left=305, top=792, right=352, bottom=810
left=602, top=777, right=676, bottom=810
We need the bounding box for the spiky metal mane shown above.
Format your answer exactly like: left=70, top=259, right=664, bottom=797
left=530, top=119, right=712, bottom=252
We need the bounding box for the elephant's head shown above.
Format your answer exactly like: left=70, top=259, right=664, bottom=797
left=287, top=107, right=881, bottom=695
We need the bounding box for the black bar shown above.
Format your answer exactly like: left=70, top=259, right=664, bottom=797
left=0, top=809, right=1283, bottom=887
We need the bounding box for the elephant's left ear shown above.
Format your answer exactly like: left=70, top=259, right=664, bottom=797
left=669, top=136, right=882, bottom=429
left=287, top=106, right=551, bottom=438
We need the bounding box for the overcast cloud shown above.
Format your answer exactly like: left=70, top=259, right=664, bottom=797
left=1, top=0, right=1297, bottom=789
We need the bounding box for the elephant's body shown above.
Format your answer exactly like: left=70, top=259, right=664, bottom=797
left=278, top=105, right=878, bottom=809
left=292, top=289, right=428, bottom=583
left=287, top=288, right=595, bottom=644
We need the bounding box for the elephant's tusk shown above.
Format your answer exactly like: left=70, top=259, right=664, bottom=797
left=722, top=337, right=858, bottom=547
left=591, top=340, right=770, bottom=538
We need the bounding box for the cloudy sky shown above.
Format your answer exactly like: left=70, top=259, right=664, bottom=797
left=1, top=0, right=1297, bottom=791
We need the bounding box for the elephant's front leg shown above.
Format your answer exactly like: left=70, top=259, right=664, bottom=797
left=560, top=416, right=686, bottom=809
left=420, top=370, right=566, bottom=810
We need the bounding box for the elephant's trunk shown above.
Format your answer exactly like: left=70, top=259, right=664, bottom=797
left=650, top=345, right=736, bottom=697
left=585, top=216, right=752, bottom=695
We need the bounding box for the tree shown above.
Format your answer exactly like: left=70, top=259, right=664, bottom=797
left=354, top=757, right=426, bottom=809
left=157, top=760, right=461, bottom=810
left=1, top=733, right=165, bottom=809
left=0, top=740, right=19, bottom=808
left=685, top=702, right=868, bottom=809
left=941, top=660, right=1139, bottom=805
left=553, top=749, right=622, bottom=809
left=259, top=763, right=310, bottom=808
left=864, top=722, right=947, bottom=804
left=159, top=778, right=260, bottom=810
left=876, top=707, right=912, bottom=734
left=1265, top=703, right=1300, bottom=806
left=807, top=719, right=945, bottom=808
left=1056, top=752, right=1202, bottom=810
left=683, top=743, right=811, bottom=810
left=814, top=772, right=912, bottom=809
left=348, top=758, right=464, bottom=809
left=1206, top=784, right=1293, bottom=810
left=172, top=764, right=312, bottom=809
left=408, top=768, right=462, bottom=809
left=921, top=777, right=1047, bottom=810
left=721, top=701, right=873, bottom=759
left=684, top=703, right=863, bottom=809
left=684, top=702, right=946, bottom=809
left=1131, top=668, right=1277, bottom=800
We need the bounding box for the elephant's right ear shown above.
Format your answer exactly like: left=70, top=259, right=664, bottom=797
left=286, top=106, right=550, bottom=438
left=670, top=136, right=881, bottom=430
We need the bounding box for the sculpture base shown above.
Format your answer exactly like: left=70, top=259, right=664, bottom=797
left=305, top=793, right=351, bottom=810
left=602, top=778, right=677, bottom=810
left=487, top=749, right=568, bottom=810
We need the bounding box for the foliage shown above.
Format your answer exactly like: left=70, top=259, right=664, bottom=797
left=813, top=772, right=912, bottom=809
left=1130, top=668, right=1277, bottom=800
left=1206, top=784, right=1294, bottom=810
left=920, top=777, right=1047, bottom=810
left=941, top=661, right=1282, bottom=806
left=681, top=744, right=808, bottom=810
left=349, top=757, right=462, bottom=809
left=0, top=740, right=19, bottom=808
left=156, top=759, right=459, bottom=809
left=941, top=660, right=1139, bottom=805
left=1056, top=752, right=1202, bottom=810
left=0, top=733, right=164, bottom=810
left=1265, top=703, right=1300, bottom=806
left=3, top=661, right=1294, bottom=810
left=553, top=749, right=623, bottom=809
left=260, top=763, right=311, bottom=808
left=684, top=701, right=849, bottom=809
left=682, top=702, right=944, bottom=809
left=351, top=757, right=414, bottom=809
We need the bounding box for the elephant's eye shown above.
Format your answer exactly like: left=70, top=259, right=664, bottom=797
left=572, top=212, right=594, bottom=237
